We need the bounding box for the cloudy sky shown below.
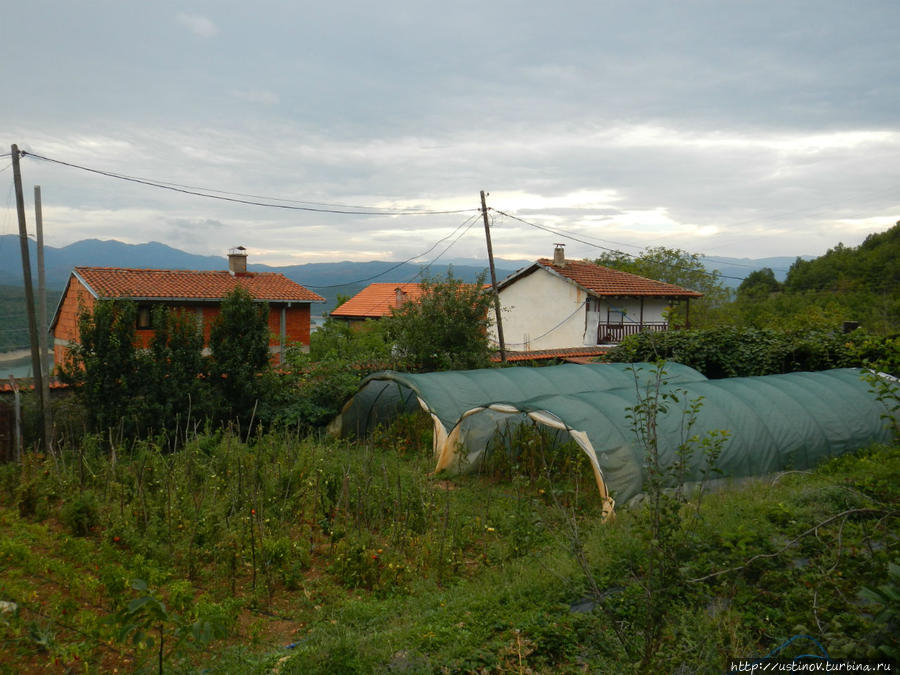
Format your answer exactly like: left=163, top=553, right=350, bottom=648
left=2, top=1, right=898, bottom=270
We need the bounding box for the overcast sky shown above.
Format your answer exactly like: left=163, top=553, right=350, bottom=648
left=2, top=1, right=898, bottom=270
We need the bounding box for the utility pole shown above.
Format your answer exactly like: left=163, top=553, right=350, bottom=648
left=481, top=190, right=506, bottom=363
left=35, top=186, right=53, bottom=454
left=11, top=145, right=45, bottom=425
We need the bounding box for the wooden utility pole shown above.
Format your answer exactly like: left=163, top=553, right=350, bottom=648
left=8, top=377, right=22, bottom=463
left=11, top=145, right=45, bottom=418
left=481, top=190, right=506, bottom=363
left=35, top=186, right=53, bottom=453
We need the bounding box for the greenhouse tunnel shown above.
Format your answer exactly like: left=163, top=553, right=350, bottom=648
left=443, top=368, right=898, bottom=516
left=331, top=364, right=897, bottom=518
left=329, top=361, right=708, bottom=454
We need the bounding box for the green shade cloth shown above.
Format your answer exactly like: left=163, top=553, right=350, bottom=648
left=330, top=362, right=708, bottom=440
left=446, top=368, right=898, bottom=506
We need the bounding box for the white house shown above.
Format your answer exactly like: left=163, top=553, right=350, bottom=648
left=490, top=245, right=703, bottom=353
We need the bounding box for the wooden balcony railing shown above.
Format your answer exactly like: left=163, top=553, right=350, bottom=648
left=598, top=321, right=668, bottom=344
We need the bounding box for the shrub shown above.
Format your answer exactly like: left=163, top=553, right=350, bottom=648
left=60, top=491, right=100, bottom=536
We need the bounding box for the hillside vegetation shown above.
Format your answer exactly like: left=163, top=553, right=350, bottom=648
left=731, top=222, right=900, bottom=334
left=0, top=420, right=897, bottom=673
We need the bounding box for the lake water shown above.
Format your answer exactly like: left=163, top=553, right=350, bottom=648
left=0, top=353, right=53, bottom=380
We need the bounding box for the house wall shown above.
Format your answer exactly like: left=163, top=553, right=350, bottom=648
left=52, top=276, right=96, bottom=367
left=492, top=270, right=589, bottom=351
left=490, top=268, right=674, bottom=350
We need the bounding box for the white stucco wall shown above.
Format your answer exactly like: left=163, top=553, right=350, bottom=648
left=489, top=267, right=674, bottom=350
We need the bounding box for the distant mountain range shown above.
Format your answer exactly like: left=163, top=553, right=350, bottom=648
left=0, top=235, right=804, bottom=313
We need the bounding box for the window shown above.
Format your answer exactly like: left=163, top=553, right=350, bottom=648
left=136, top=305, right=152, bottom=330
left=607, top=310, right=624, bottom=326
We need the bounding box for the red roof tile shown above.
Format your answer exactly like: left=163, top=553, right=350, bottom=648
left=330, top=283, right=426, bottom=319
left=492, top=346, right=610, bottom=362
left=73, top=267, right=324, bottom=303
left=1, top=378, right=70, bottom=393
left=533, top=259, right=703, bottom=298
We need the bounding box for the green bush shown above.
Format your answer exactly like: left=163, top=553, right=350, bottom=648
left=60, top=490, right=100, bottom=536
left=608, top=325, right=865, bottom=377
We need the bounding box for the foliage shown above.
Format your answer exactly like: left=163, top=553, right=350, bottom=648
left=858, top=561, right=900, bottom=661
left=593, top=246, right=732, bottom=328
left=270, top=353, right=372, bottom=429
left=383, top=270, right=495, bottom=371
left=58, top=289, right=278, bottom=439
left=115, top=578, right=228, bottom=673
left=784, top=222, right=899, bottom=295
left=737, top=267, right=782, bottom=299
left=145, top=306, right=212, bottom=436
left=607, top=324, right=872, bottom=378
left=0, top=429, right=897, bottom=672
left=725, top=222, right=900, bottom=335
left=58, top=299, right=147, bottom=435
left=309, top=315, right=391, bottom=363
left=209, top=287, right=273, bottom=425
left=268, top=318, right=393, bottom=430
left=592, top=362, right=727, bottom=670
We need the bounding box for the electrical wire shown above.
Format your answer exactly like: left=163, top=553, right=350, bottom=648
left=503, top=214, right=790, bottom=273
left=492, top=208, right=748, bottom=282
left=20, top=150, right=480, bottom=217
left=408, top=213, right=482, bottom=282
left=304, top=214, right=484, bottom=289
left=504, top=300, right=588, bottom=348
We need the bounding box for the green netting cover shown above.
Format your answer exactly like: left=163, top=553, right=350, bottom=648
left=329, top=362, right=708, bottom=445
left=444, top=368, right=898, bottom=511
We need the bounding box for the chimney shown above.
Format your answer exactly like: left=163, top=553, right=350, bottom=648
left=395, top=287, right=407, bottom=306
left=553, top=243, right=566, bottom=266
left=227, top=246, right=248, bottom=275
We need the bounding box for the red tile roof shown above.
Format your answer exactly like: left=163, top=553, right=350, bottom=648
left=532, top=259, right=703, bottom=298
left=492, top=346, right=610, bottom=363
left=330, top=283, right=425, bottom=319
left=73, top=267, right=324, bottom=303
left=1, top=378, right=70, bottom=393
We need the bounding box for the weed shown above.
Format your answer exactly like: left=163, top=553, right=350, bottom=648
left=60, top=490, right=100, bottom=536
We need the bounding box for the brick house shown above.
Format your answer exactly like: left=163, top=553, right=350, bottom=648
left=51, top=248, right=324, bottom=365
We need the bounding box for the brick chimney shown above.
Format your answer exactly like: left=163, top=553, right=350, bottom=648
left=228, top=246, right=248, bottom=275
left=395, top=287, right=407, bottom=306
left=553, top=243, right=566, bottom=267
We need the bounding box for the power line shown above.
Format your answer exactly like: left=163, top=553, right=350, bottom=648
left=408, top=214, right=482, bottom=282
left=492, top=208, right=748, bottom=282
left=493, top=208, right=789, bottom=274
left=20, top=150, right=479, bottom=217
left=305, top=214, right=484, bottom=289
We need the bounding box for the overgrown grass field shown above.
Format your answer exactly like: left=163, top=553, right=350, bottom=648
left=0, top=417, right=897, bottom=673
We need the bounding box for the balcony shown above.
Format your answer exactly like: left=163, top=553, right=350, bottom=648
left=597, top=321, right=668, bottom=344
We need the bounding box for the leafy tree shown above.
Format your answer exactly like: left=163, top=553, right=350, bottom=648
left=593, top=246, right=731, bottom=327
left=784, top=223, right=899, bottom=294
left=383, top=271, right=495, bottom=371
left=208, top=287, right=272, bottom=425
left=59, top=299, right=147, bottom=435
left=145, top=307, right=212, bottom=435
left=722, top=223, right=899, bottom=335
left=737, top=267, right=782, bottom=300
left=309, top=317, right=391, bottom=363
left=270, top=319, right=393, bottom=429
